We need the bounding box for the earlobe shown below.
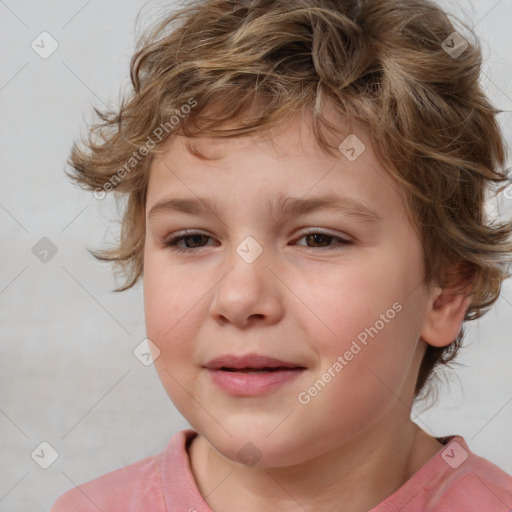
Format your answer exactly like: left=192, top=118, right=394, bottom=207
left=421, top=286, right=473, bottom=348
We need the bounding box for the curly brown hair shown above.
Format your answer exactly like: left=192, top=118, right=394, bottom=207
left=66, top=0, right=512, bottom=402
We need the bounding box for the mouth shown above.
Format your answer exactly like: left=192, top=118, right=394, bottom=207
left=204, top=354, right=306, bottom=395
left=219, top=367, right=299, bottom=374
left=204, top=354, right=305, bottom=372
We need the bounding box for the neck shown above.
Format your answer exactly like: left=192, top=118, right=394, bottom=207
left=188, top=419, right=443, bottom=512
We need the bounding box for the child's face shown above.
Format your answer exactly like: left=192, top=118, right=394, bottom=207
left=143, top=114, right=436, bottom=467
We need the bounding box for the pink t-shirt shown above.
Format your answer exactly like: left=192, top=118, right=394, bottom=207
left=51, top=429, right=512, bottom=511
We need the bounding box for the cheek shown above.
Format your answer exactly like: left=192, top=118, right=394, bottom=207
left=144, top=259, right=200, bottom=413
left=143, top=256, right=201, bottom=409
left=293, top=251, right=424, bottom=390
left=292, top=256, right=410, bottom=347
left=143, top=249, right=196, bottom=340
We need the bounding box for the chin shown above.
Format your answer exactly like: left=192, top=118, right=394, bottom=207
left=193, top=416, right=315, bottom=468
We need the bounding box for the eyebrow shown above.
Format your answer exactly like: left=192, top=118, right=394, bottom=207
left=148, top=193, right=382, bottom=224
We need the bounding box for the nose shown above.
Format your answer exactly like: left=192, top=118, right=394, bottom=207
left=209, top=243, right=284, bottom=329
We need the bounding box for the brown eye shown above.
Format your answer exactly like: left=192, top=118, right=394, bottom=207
left=179, top=234, right=210, bottom=248
left=295, top=231, right=352, bottom=250
left=304, top=233, right=332, bottom=247
left=164, top=231, right=215, bottom=252
left=164, top=230, right=353, bottom=254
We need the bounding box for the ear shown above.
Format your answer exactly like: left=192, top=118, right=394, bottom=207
left=420, top=284, right=473, bottom=348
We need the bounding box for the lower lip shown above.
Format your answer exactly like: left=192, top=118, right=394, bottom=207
left=207, top=368, right=304, bottom=396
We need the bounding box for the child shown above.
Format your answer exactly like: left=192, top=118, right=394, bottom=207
left=51, top=0, right=512, bottom=510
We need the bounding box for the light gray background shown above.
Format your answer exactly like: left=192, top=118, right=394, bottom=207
left=0, top=1, right=511, bottom=511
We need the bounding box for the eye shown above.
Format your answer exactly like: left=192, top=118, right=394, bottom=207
left=293, top=230, right=353, bottom=250
left=164, top=229, right=352, bottom=253
left=164, top=231, right=216, bottom=253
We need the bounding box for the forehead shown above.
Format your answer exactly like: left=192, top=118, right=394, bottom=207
left=158, top=103, right=368, bottom=160
left=146, top=113, right=407, bottom=223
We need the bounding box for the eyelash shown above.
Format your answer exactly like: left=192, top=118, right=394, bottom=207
left=163, top=230, right=353, bottom=253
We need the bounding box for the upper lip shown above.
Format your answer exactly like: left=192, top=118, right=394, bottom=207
left=204, top=354, right=305, bottom=370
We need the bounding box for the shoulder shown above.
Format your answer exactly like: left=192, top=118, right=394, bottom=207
left=431, top=440, right=512, bottom=511
left=50, top=451, right=166, bottom=512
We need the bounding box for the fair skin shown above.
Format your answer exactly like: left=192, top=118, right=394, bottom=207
left=143, top=112, right=471, bottom=512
